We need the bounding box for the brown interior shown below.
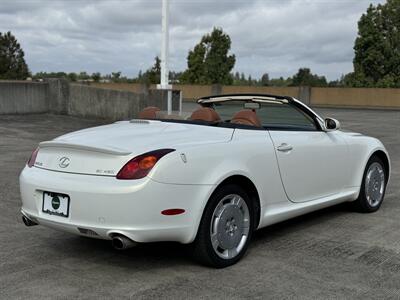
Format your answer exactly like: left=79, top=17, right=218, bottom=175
left=138, top=107, right=161, bottom=119
left=230, top=110, right=262, bottom=127
left=189, top=107, right=221, bottom=122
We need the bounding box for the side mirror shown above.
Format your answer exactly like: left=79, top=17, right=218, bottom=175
left=324, top=118, right=341, bottom=131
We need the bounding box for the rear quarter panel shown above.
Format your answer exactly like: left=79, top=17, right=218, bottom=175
left=149, top=128, right=288, bottom=209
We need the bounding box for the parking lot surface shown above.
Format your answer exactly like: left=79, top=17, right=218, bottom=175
left=0, top=107, right=399, bottom=299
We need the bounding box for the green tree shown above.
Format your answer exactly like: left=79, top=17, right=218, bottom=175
left=91, top=72, right=101, bottom=82
left=260, top=73, right=270, bottom=86
left=146, top=56, right=161, bottom=84
left=78, top=71, right=90, bottom=80
left=247, top=75, right=253, bottom=85
left=181, top=27, right=235, bottom=84
left=350, top=0, right=400, bottom=87
left=111, top=71, right=121, bottom=82
left=328, top=75, right=346, bottom=87
left=0, top=31, right=30, bottom=79
left=33, top=71, right=68, bottom=80
left=291, top=68, right=327, bottom=87
left=67, top=72, right=77, bottom=82
left=139, top=56, right=161, bottom=84
left=169, top=70, right=183, bottom=83
left=269, top=76, right=292, bottom=87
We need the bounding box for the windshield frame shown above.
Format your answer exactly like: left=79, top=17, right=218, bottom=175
left=197, top=94, right=324, bottom=131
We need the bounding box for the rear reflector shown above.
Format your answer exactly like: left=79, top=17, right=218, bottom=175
left=161, top=209, right=185, bottom=216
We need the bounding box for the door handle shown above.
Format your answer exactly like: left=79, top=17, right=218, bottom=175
left=277, top=143, right=293, bottom=152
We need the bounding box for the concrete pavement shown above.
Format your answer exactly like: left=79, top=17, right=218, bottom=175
left=0, top=107, right=399, bottom=299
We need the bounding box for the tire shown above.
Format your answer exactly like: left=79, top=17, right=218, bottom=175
left=193, top=184, right=254, bottom=268
left=352, top=156, right=387, bottom=213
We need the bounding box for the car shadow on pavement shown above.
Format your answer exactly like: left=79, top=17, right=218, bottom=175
left=251, top=202, right=353, bottom=246
left=40, top=202, right=352, bottom=269
left=45, top=234, right=195, bottom=269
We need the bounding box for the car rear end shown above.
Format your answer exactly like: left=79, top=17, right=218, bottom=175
left=19, top=143, right=210, bottom=244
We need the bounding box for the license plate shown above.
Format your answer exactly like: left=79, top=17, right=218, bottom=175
left=42, top=192, right=70, bottom=217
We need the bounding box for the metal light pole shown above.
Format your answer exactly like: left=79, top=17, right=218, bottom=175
left=157, top=0, right=172, bottom=114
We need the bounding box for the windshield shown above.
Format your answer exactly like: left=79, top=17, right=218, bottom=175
left=153, top=99, right=318, bottom=131
left=212, top=100, right=317, bottom=130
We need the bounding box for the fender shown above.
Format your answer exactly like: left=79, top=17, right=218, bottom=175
left=341, top=133, right=390, bottom=198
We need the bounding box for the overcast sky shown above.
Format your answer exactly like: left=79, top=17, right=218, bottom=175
left=1, top=0, right=385, bottom=80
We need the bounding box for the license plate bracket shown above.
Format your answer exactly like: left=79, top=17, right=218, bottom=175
left=42, top=191, right=70, bottom=218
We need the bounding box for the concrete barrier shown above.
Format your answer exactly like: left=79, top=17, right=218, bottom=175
left=2, top=80, right=400, bottom=119
left=0, top=81, right=48, bottom=114
left=68, top=84, right=180, bottom=121
left=91, top=83, right=303, bottom=102
left=68, top=84, right=146, bottom=120
left=170, top=84, right=212, bottom=101
left=311, top=87, right=400, bottom=109
left=47, top=78, right=70, bottom=114
left=90, top=82, right=151, bottom=94
left=89, top=83, right=305, bottom=103
left=221, top=85, right=300, bottom=98
left=0, top=80, right=182, bottom=120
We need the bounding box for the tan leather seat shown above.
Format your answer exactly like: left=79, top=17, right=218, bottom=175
left=189, top=107, right=221, bottom=122
left=138, top=107, right=160, bottom=119
left=231, top=110, right=262, bottom=127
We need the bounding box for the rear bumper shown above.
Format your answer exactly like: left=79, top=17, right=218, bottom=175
left=20, top=166, right=213, bottom=244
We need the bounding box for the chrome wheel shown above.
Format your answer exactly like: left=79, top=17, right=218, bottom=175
left=365, top=162, right=385, bottom=207
left=210, top=194, right=250, bottom=259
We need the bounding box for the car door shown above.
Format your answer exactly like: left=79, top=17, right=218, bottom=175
left=262, top=102, right=348, bottom=203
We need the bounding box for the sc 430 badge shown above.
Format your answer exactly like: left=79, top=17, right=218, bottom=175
left=96, top=169, right=115, bottom=175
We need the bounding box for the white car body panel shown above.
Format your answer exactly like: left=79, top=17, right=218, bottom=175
left=340, top=132, right=390, bottom=189
left=269, top=130, right=348, bottom=202
left=34, top=121, right=234, bottom=177
left=20, top=166, right=213, bottom=244
left=19, top=97, right=390, bottom=245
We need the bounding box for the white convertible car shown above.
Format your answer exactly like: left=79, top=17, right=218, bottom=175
left=20, top=94, right=390, bottom=268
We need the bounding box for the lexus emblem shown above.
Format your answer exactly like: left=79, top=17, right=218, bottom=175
left=59, top=157, right=70, bottom=168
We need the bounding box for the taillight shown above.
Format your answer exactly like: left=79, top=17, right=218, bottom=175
left=116, top=149, right=175, bottom=180
left=27, top=147, right=39, bottom=168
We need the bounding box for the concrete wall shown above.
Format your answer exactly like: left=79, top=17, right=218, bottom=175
left=0, top=81, right=48, bottom=114
left=0, top=80, right=180, bottom=120
left=173, top=84, right=213, bottom=100
left=2, top=80, right=400, bottom=119
left=88, top=83, right=305, bottom=103
left=47, top=78, right=70, bottom=114
left=68, top=84, right=146, bottom=120
left=90, top=82, right=151, bottom=94
left=68, top=84, right=180, bottom=121
left=89, top=83, right=400, bottom=109
left=221, top=85, right=300, bottom=98
left=311, top=87, right=400, bottom=109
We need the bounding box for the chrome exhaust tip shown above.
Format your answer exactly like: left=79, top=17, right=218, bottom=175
left=111, top=235, right=137, bottom=250
left=22, top=215, right=38, bottom=227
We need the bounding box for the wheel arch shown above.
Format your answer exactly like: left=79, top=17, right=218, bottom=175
left=352, top=148, right=391, bottom=200
left=369, top=150, right=390, bottom=183
left=213, top=175, right=262, bottom=230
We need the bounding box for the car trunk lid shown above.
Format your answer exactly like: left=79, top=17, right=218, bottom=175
left=34, top=120, right=234, bottom=176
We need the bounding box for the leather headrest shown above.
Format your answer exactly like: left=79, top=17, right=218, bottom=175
left=231, top=110, right=262, bottom=127
left=138, top=107, right=160, bottom=119
left=189, top=107, right=221, bottom=122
